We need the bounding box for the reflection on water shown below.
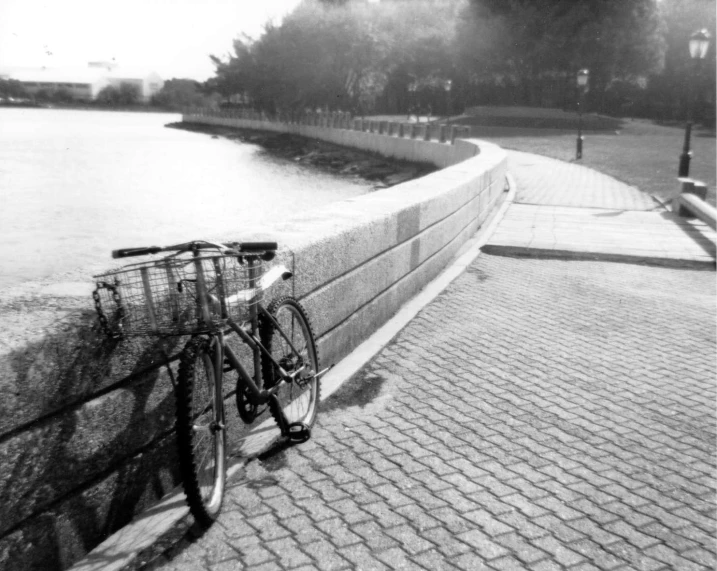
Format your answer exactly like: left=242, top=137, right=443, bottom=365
left=0, top=108, right=370, bottom=289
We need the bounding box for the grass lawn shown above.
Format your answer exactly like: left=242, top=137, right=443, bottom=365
left=368, top=113, right=716, bottom=205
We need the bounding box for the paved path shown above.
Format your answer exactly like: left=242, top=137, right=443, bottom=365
left=495, top=151, right=717, bottom=267
left=143, top=257, right=715, bottom=571
left=76, top=152, right=716, bottom=571
left=486, top=204, right=716, bottom=267
left=507, top=152, right=661, bottom=211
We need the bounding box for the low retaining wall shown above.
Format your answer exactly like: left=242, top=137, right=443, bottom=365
left=0, top=113, right=507, bottom=570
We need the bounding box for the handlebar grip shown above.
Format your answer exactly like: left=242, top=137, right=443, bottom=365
left=112, top=246, right=163, bottom=259
left=240, top=242, right=278, bottom=252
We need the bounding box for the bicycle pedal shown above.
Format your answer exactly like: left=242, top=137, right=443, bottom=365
left=286, top=422, right=311, bottom=443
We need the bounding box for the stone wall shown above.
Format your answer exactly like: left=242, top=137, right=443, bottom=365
left=0, top=112, right=507, bottom=570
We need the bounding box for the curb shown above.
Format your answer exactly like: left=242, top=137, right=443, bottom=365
left=480, top=244, right=716, bottom=270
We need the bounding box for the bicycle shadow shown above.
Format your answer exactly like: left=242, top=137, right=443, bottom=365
left=1, top=312, right=188, bottom=569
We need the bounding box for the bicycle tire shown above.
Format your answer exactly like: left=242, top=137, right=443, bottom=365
left=260, top=296, right=321, bottom=434
left=175, top=336, right=226, bottom=527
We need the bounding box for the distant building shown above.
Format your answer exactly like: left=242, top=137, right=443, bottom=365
left=106, top=68, right=164, bottom=103
left=6, top=63, right=164, bottom=103
left=8, top=67, right=109, bottom=100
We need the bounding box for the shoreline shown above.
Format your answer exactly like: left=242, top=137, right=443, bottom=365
left=167, top=122, right=437, bottom=190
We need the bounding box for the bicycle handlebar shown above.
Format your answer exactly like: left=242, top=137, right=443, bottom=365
left=111, top=240, right=278, bottom=259
left=112, top=246, right=164, bottom=258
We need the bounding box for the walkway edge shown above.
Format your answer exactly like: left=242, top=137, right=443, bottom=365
left=481, top=244, right=716, bottom=270
left=321, top=174, right=516, bottom=400
left=67, top=176, right=516, bottom=571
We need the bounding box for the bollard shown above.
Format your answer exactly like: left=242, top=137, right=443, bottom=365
left=450, top=125, right=458, bottom=144
left=423, top=124, right=431, bottom=141
left=398, top=123, right=405, bottom=138
left=440, top=124, right=447, bottom=143
left=410, top=124, right=417, bottom=139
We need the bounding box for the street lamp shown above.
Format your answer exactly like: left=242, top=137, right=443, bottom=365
left=679, top=29, right=711, bottom=177
left=444, top=79, right=453, bottom=120
left=408, top=82, right=418, bottom=121
left=576, top=68, right=589, bottom=160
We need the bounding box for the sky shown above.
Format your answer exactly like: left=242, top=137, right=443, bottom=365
left=0, top=0, right=303, bottom=81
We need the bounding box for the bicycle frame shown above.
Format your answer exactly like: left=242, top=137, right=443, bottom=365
left=201, top=251, right=311, bottom=409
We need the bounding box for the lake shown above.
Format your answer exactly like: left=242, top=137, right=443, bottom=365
left=0, top=108, right=370, bottom=290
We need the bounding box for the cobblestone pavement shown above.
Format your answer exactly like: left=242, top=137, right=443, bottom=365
left=507, top=152, right=662, bottom=211
left=147, top=254, right=716, bottom=571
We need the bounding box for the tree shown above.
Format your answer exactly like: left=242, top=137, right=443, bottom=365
left=457, top=0, right=667, bottom=110
left=96, top=83, right=140, bottom=106
left=646, top=0, right=716, bottom=122
left=0, top=79, right=28, bottom=99
left=152, top=78, right=213, bottom=110
left=209, top=0, right=465, bottom=115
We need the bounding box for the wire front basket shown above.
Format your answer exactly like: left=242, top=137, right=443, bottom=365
left=93, top=254, right=264, bottom=337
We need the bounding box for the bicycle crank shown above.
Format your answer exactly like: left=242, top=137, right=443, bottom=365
left=236, top=383, right=259, bottom=424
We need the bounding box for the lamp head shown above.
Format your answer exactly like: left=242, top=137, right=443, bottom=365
left=577, top=68, right=589, bottom=88
left=689, top=29, right=711, bottom=60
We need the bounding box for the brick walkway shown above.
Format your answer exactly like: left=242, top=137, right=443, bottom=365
left=492, top=151, right=717, bottom=266
left=507, top=151, right=661, bottom=211
left=145, top=253, right=715, bottom=571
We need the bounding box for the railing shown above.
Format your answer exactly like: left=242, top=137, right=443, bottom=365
left=674, top=179, right=717, bottom=230
left=185, top=107, right=473, bottom=145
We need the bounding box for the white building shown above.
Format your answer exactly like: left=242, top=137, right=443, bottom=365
left=6, top=64, right=164, bottom=103
left=8, top=67, right=109, bottom=101
left=89, top=62, right=164, bottom=102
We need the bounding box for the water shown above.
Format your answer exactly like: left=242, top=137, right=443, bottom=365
left=0, top=108, right=370, bottom=290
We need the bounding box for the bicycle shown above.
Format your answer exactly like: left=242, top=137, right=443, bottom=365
left=92, top=240, right=325, bottom=527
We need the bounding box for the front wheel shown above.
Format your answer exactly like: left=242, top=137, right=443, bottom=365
left=260, top=297, right=320, bottom=436
left=175, top=336, right=226, bottom=527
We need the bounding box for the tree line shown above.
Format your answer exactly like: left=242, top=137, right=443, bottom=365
left=0, top=78, right=217, bottom=109
left=206, top=0, right=715, bottom=124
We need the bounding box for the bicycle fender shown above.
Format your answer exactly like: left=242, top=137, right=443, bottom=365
left=222, top=265, right=292, bottom=306
left=258, top=265, right=293, bottom=291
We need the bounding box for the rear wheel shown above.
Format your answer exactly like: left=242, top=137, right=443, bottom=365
left=260, top=297, right=320, bottom=436
left=175, top=336, right=226, bottom=527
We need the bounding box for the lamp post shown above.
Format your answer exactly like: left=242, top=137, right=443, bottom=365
left=444, top=79, right=453, bottom=121
left=678, top=29, right=711, bottom=178
left=408, top=82, right=417, bottom=122
left=576, top=69, right=589, bottom=160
